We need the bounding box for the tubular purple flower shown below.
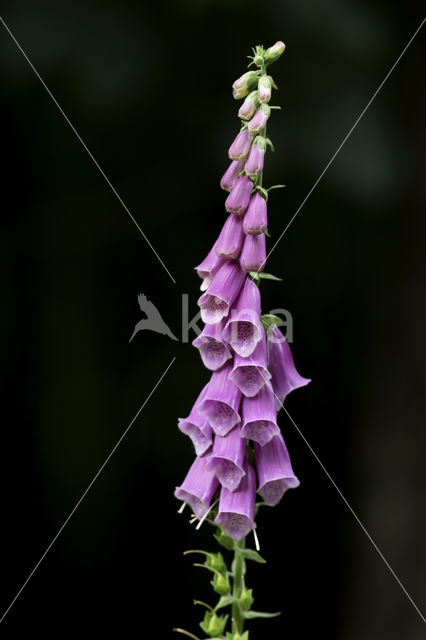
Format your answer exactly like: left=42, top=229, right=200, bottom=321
left=195, top=242, right=223, bottom=291
left=229, top=325, right=271, bottom=397
left=198, top=260, right=246, bottom=324
left=220, top=159, right=245, bottom=192
left=192, top=319, right=232, bottom=371
left=178, top=385, right=213, bottom=455
left=222, top=277, right=262, bottom=358
left=225, top=175, right=253, bottom=216
left=207, top=425, right=247, bottom=492
left=244, top=140, right=265, bottom=178
left=267, top=326, right=311, bottom=410
left=254, top=434, right=300, bottom=505
left=215, top=214, right=244, bottom=260
left=174, top=453, right=219, bottom=517
left=243, top=192, right=268, bottom=235
left=258, top=75, right=272, bottom=104
left=198, top=362, right=242, bottom=436
left=228, top=129, right=252, bottom=161
left=240, top=233, right=266, bottom=272
left=241, top=381, right=280, bottom=446
left=238, top=91, right=258, bottom=120
left=215, top=459, right=256, bottom=541
left=248, top=105, right=270, bottom=135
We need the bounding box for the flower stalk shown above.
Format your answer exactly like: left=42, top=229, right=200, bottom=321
left=174, top=40, right=309, bottom=640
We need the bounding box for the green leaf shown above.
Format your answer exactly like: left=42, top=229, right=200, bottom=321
left=241, top=549, right=267, bottom=564
left=243, top=610, right=281, bottom=619
left=258, top=272, right=282, bottom=281
left=214, top=594, right=234, bottom=611
left=260, top=314, right=283, bottom=334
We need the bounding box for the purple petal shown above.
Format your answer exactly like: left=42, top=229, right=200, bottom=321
left=178, top=384, right=213, bottom=455
left=248, top=109, right=268, bottom=135
left=220, top=159, right=245, bottom=192
left=229, top=326, right=270, bottom=397
left=243, top=193, right=268, bottom=235
left=255, top=434, right=300, bottom=505
left=216, top=214, right=244, bottom=260
left=198, top=362, right=242, bottom=436
left=215, top=459, right=256, bottom=540
left=241, top=381, right=280, bottom=446
left=198, top=261, right=246, bottom=325
left=268, top=327, right=311, bottom=410
left=207, top=425, right=247, bottom=492
left=222, top=277, right=262, bottom=357
left=195, top=242, right=223, bottom=293
left=174, top=453, right=219, bottom=517
left=192, top=319, right=232, bottom=371
left=240, top=233, right=266, bottom=272
left=225, top=176, right=253, bottom=216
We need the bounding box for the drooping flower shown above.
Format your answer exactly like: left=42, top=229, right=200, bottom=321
left=267, top=326, right=311, bottom=410
left=243, top=192, right=268, bottom=235
left=238, top=90, right=258, bottom=120
left=198, top=361, right=242, bottom=436
left=258, top=75, right=272, bottom=104
left=222, top=276, right=263, bottom=357
left=207, top=424, right=247, bottom=492
left=228, top=129, right=252, bottom=161
left=220, top=159, right=245, bottom=192
left=192, top=319, right=232, bottom=371
left=240, top=233, right=266, bottom=272
left=244, top=139, right=265, bottom=177
left=178, top=385, right=213, bottom=455
left=229, top=325, right=270, bottom=397
left=215, top=459, right=256, bottom=540
left=241, top=381, right=280, bottom=446
left=174, top=453, right=219, bottom=517
left=248, top=105, right=270, bottom=135
left=198, top=260, right=246, bottom=324
left=254, top=434, right=300, bottom=505
left=216, top=214, right=244, bottom=260
left=225, top=175, right=253, bottom=216
left=195, top=242, right=223, bottom=291
left=232, top=71, right=259, bottom=100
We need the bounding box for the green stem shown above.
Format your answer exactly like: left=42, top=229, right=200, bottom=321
left=232, top=538, right=246, bottom=634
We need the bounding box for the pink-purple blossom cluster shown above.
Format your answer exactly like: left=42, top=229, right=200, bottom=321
left=175, top=51, right=310, bottom=541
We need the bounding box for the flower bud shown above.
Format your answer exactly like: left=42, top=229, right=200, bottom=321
left=232, top=71, right=258, bottom=99
left=200, top=611, right=229, bottom=637
left=239, top=586, right=254, bottom=610
left=243, top=192, right=268, bottom=235
left=264, top=40, right=285, bottom=65
left=240, top=233, right=266, bottom=272
left=212, top=570, right=231, bottom=595
left=244, top=141, right=265, bottom=178
left=225, top=175, right=253, bottom=216
left=228, top=128, right=252, bottom=161
left=258, top=75, right=272, bottom=103
left=238, top=91, right=258, bottom=120
left=220, top=159, right=245, bottom=192
left=248, top=104, right=270, bottom=135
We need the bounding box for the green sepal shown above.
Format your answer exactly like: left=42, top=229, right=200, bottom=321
left=255, top=185, right=268, bottom=202
left=211, top=571, right=231, bottom=595
left=264, top=137, right=274, bottom=152
left=243, top=610, right=281, bottom=619
left=225, top=632, right=249, bottom=640
left=269, top=105, right=282, bottom=110
left=269, top=75, right=278, bottom=90
left=207, top=552, right=227, bottom=574
left=214, top=530, right=235, bottom=551
left=265, top=228, right=271, bottom=238
left=260, top=314, right=283, bottom=333
left=240, top=549, right=267, bottom=564
left=200, top=611, right=229, bottom=637
left=214, top=594, right=234, bottom=611
left=238, top=587, right=254, bottom=611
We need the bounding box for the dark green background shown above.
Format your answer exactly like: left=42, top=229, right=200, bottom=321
left=1, top=1, right=425, bottom=637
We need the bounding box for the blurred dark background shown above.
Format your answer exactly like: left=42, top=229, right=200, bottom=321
left=0, top=1, right=425, bottom=637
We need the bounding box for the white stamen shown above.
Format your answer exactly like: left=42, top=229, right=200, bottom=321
left=196, top=499, right=219, bottom=530
left=178, top=502, right=186, bottom=514
left=253, top=527, right=261, bottom=552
